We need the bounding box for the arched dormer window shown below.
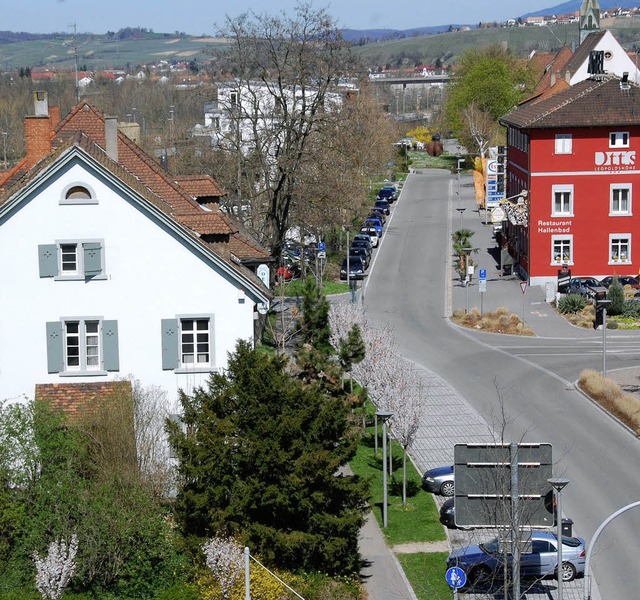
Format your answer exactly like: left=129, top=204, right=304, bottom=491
left=60, top=183, right=97, bottom=205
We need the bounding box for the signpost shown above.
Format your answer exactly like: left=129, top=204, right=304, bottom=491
left=520, top=281, right=528, bottom=327
left=479, top=268, right=487, bottom=313
left=446, top=566, right=466, bottom=599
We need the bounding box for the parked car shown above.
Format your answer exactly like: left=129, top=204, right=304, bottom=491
left=446, top=530, right=587, bottom=585
left=363, top=217, right=383, bottom=235
left=567, top=277, right=607, bottom=300
left=368, top=209, right=386, bottom=224
left=350, top=239, right=372, bottom=258
left=377, top=186, right=397, bottom=202
left=358, top=227, right=380, bottom=247
left=340, top=256, right=366, bottom=280
left=599, top=275, right=640, bottom=288
left=422, top=465, right=454, bottom=496
left=348, top=247, right=370, bottom=269
left=351, top=234, right=373, bottom=251
left=374, top=199, right=391, bottom=215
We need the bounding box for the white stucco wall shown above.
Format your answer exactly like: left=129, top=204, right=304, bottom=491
left=570, top=31, right=640, bottom=85
left=0, top=159, right=257, bottom=403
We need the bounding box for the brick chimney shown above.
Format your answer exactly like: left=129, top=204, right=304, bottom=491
left=24, top=91, right=52, bottom=169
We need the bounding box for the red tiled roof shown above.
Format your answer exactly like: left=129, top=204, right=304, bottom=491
left=35, top=381, right=132, bottom=421
left=501, top=76, right=640, bottom=129
left=174, top=174, right=225, bottom=199
left=178, top=213, right=234, bottom=235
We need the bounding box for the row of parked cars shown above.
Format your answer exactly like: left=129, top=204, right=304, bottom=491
left=565, top=274, right=640, bottom=300
left=339, top=185, right=398, bottom=281
left=422, top=464, right=586, bottom=587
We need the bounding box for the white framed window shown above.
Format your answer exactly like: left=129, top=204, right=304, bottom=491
left=610, top=235, right=631, bottom=264
left=38, top=240, right=105, bottom=280
left=65, top=319, right=101, bottom=371
left=555, top=133, right=572, bottom=154
left=610, top=184, right=632, bottom=215
left=552, top=235, right=573, bottom=265
left=552, top=184, right=573, bottom=216
left=610, top=132, right=630, bottom=148
left=180, top=318, right=211, bottom=366
left=161, top=315, right=216, bottom=372
left=46, top=318, right=119, bottom=375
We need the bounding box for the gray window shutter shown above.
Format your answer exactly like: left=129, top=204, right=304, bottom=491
left=38, top=244, right=58, bottom=278
left=209, top=316, right=216, bottom=366
left=102, top=320, right=119, bottom=371
left=46, top=321, right=64, bottom=373
left=83, top=242, right=102, bottom=277
left=161, top=319, right=179, bottom=370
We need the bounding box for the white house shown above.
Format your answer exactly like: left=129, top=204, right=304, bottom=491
left=0, top=93, right=271, bottom=405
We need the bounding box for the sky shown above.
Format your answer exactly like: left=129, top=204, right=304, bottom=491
left=0, top=0, right=559, bottom=35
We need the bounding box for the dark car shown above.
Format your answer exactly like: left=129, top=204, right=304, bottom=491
left=358, top=227, right=380, bottom=247
left=422, top=465, right=454, bottom=496
left=340, top=256, right=366, bottom=280
left=599, top=275, right=640, bottom=288
left=351, top=234, right=373, bottom=251
left=368, top=209, right=386, bottom=224
left=446, top=531, right=586, bottom=585
left=350, top=239, right=372, bottom=258
left=439, top=498, right=457, bottom=528
left=348, top=247, right=370, bottom=269
left=374, top=199, right=391, bottom=215
left=377, top=186, right=398, bottom=202
left=567, top=277, right=607, bottom=300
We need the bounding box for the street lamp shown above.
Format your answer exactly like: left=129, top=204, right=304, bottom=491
left=376, top=410, right=394, bottom=528
left=596, top=299, right=611, bottom=376
left=548, top=477, right=570, bottom=600
left=463, top=246, right=477, bottom=313
left=455, top=207, right=466, bottom=230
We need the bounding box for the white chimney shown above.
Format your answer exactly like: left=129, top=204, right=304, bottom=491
left=105, top=116, right=118, bottom=161
left=33, top=91, right=48, bottom=117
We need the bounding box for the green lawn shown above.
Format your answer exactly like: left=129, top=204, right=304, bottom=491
left=397, top=552, right=452, bottom=600
left=350, top=429, right=445, bottom=546
left=275, top=279, right=349, bottom=297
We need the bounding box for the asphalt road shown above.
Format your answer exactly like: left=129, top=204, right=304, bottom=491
left=364, top=169, right=640, bottom=600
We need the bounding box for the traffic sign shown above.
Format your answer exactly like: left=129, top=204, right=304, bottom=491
left=479, top=269, right=487, bottom=281
left=520, top=281, right=528, bottom=294
left=445, top=566, right=467, bottom=589
left=318, top=241, right=326, bottom=251
left=479, top=279, right=487, bottom=293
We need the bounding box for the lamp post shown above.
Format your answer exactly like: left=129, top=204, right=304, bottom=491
left=455, top=207, right=466, bottom=230
left=463, top=247, right=477, bottom=313
left=1, top=132, right=6, bottom=169
left=597, top=299, right=611, bottom=376
left=376, top=410, right=393, bottom=528
left=548, top=477, right=570, bottom=600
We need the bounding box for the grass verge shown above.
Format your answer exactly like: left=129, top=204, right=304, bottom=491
left=397, top=552, right=452, bottom=600
left=275, top=279, right=349, bottom=297
left=350, top=428, right=445, bottom=545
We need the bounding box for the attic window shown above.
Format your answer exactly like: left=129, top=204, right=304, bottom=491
left=60, top=183, right=98, bottom=205
left=604, top=51, right=613, bottom=60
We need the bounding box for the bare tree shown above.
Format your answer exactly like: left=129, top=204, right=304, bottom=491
left=214, top=2, right=360, bottom=257
left=388, top=361, right=424, bottom=507
left=460, top=101, right=503, bottom=158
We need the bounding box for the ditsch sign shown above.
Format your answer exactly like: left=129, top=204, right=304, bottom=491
left=594, top=150, right=636, bottom=171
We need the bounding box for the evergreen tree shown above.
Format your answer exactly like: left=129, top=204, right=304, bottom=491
left=168, top=340, right=368, bottom=576
left=608, top=280, right=625, bottom=316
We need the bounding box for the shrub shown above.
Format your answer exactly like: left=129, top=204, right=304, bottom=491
left=558, top=293, right=586, bottom=314
left=622, top=300, right=640, bottom=319
left=608, top=281, right=625, bottom=315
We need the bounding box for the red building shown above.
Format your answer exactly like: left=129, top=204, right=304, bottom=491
left=499, top=74, right=640, bottom=287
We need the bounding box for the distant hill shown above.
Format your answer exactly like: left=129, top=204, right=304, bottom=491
left=521, top=0, right=638, bottom=18
left=341, top=25, right=459, bottom=43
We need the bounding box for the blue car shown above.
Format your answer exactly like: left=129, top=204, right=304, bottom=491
left=422, top=465, right=454, bottom=496
left=363, top=217, right=383, bottom=235
left=377, top=186, right=397, bottom=202
left=447, top=530, right=586, bottom=585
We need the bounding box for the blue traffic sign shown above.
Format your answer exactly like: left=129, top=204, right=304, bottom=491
left=445, top=566, right=467, bottom=589
left=318, top=241, right=326, bottom=251
left=479, top=269, right=487, bottom=280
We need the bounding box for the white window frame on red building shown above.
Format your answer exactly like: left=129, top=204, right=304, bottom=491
left=609, top=234, right=631, bottom=264
left=555, top=133, right=572, bottom=154
left=609, top=131, right=630, bottom=148
left=610, top=184, right=632, bottom=216
left=552, top=235, right=573, bottom=266
left=552, top=184, right=574, bottom=216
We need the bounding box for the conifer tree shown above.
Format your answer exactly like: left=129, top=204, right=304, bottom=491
left=168, top=340, right=368, bottom=576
